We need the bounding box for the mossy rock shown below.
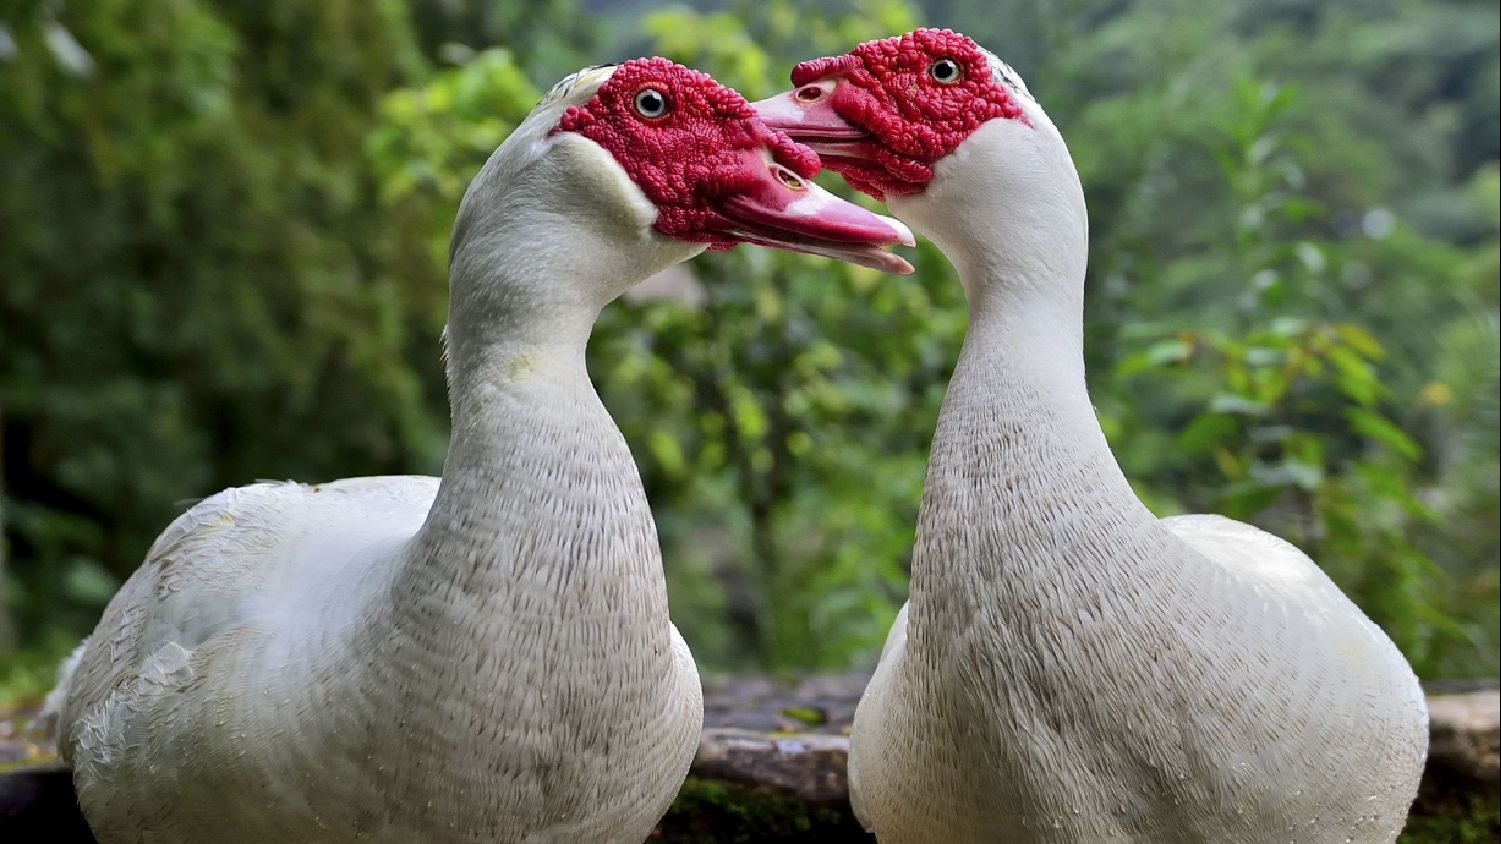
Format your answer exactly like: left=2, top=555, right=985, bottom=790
left=654, top=777, right=873, bottom=843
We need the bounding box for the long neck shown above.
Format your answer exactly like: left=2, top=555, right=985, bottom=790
left=906, top=139, right=1168, bottom=628
left=392, top=254, right=666, bottom=639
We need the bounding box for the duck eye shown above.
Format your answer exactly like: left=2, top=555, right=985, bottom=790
left=929, top=58, right=962, bottom=85
left=773, top=166, right=806, bottom=191
left=633, top=88, right=669, bottom=119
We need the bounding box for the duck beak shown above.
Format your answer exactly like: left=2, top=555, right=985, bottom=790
left=752, top=84, right=878, bottom=161
left=714, top=151, right=914, bottom=274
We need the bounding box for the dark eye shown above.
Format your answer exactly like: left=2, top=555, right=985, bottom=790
left=929, top=58, right=963, bottom=85
left=633, top=88, right=670, bottom=119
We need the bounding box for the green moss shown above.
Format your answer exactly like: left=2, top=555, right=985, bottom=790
left=654, top=778, right=872, bottom=843
left=1399, top=790, right=1501, bottom=844
left=778, top=707, right=828, bottom=728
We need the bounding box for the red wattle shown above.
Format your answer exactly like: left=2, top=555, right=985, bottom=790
left=790, top=29, right=1029, bottom=199
left=554, top=57, right=821, bottom=246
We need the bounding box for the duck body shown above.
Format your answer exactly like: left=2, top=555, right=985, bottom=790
left=46, top=58, right=913, bottom=844
left=57, top=367, right=701, bottom=844
left=757, top=30, right=1428, bottom=844
left=849, top=318, right=1427, bottom=844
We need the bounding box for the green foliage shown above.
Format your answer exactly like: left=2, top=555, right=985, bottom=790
left=1105, top=75, right=1486, bottom=674
left=0, top=641, right=68, bottom=712
left=0, top=0, right=436, bottom=641
left=2, top=0, right=1497, bottom=681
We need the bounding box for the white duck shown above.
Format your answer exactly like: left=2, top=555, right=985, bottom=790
left=757, top=29, right=1428, bottom=844
left=43, top=58, right=914, bottom=844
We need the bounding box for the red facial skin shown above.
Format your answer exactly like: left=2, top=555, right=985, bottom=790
left=553, top=58, right=821, bottom=250
left=788, top=29, right=1029, bottom=200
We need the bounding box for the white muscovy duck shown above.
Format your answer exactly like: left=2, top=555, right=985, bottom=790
left=42, top=58, right=914, bottom=844
left=755, top=29, right=1428, bottom=844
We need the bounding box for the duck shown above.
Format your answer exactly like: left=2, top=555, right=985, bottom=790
left=755, top=28, right=1428, bottom=844
left=41, top=57, right=915, bottom=844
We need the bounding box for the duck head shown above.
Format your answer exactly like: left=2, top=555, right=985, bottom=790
left=450, top=57, right=915, bottom=314
left=751, top=30, right=1087, bottom=295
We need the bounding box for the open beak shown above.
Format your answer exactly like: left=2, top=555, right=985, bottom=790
left=752, top=84, right=879, bottom=161
left=714, top=150, right=914, bottom=274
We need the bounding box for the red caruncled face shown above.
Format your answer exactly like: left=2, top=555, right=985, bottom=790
left=554, top=58, right=820, bottom=250
left=790, top=29, right=1028, bottom=199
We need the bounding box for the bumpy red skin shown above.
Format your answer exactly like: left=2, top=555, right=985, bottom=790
left=791, top=29, right=1028, bottom=200
left=554, top=57, right=821, bottom=250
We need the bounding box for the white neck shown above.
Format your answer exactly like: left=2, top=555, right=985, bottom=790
left=384, top=135, right=698, bottom=652
left=398, top=312, right=663, bottom=638
left=896, top=117, right=1168, bottom=634
left=403, top=322, right=659, bottom=603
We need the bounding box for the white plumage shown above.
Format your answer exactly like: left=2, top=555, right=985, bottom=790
left=43, top=66, right=713, bottom=844
left=770, top=49, right=1429, bottom=844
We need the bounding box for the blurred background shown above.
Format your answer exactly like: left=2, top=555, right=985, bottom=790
left=1, top=0, right=1497, bottom=703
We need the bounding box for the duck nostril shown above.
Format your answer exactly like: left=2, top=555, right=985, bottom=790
left=774, top=167, right=806, bottom=190
left=795, top=86, right=823, bottom=102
